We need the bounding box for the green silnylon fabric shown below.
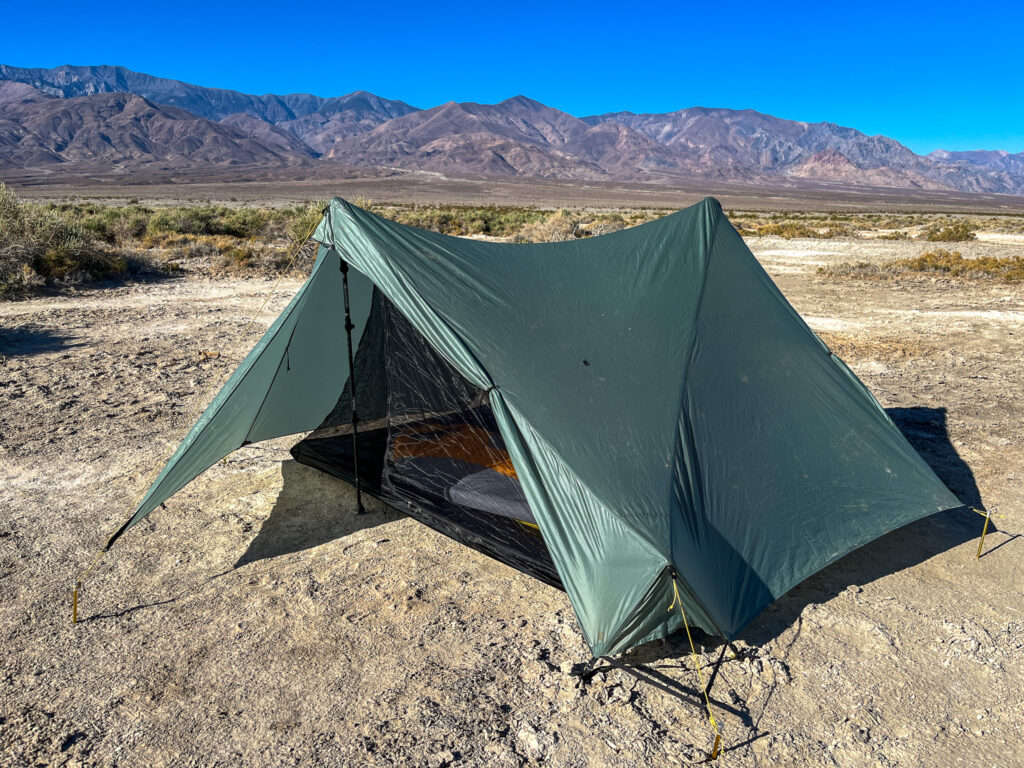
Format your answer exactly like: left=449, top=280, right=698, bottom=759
left=315, top=197, right=961, bottom=654
left=121, top=247, right=354, bottom=531
left=671, top=221, right=962, bottom=636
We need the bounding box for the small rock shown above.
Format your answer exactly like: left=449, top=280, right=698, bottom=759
left=517, top=724, right=544, bottom=760
left=427, top=749, right=455, bottom=767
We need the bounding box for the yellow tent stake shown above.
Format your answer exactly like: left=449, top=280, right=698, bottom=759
left=71, top=217, right=321, bottom=625
left=976, top=508, right=992, bottom=560
left=970, top=507, right=1003, bottom=519
left=668, top=577, right=723, bottom=760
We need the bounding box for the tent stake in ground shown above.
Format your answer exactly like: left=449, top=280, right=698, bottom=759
left=78, top=197, right=968, bottom=751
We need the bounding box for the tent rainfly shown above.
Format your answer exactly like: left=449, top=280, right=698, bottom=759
left=103, top=196, right=962, bottom=657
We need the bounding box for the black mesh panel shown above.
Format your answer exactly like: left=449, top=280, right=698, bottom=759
left=292, top=289, right=563, bottom=590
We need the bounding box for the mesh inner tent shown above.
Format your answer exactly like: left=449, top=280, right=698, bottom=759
left=291, top=288, right=563, bottom=590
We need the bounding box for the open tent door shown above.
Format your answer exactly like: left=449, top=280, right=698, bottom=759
left=104, top=246, right=374, bottom=549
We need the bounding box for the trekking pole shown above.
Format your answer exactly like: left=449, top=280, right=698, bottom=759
left=339, top=256, right=365, bottom=514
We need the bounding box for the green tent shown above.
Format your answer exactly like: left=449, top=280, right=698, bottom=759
left=109, top=197, right=961, bottom=657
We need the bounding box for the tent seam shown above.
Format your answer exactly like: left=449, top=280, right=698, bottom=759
left=664, top=206, right=726, bottom=633
left=243, top=317, right=301, bottom=443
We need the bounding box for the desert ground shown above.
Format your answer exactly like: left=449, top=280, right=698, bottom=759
left=1, top=208, right=1022, bottom=767
left=11, top=170, right=1024, bottom=214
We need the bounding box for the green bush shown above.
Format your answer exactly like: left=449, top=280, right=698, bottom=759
left=145, top=205, right=273, bottom=238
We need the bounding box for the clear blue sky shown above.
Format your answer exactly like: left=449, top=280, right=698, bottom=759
left=2, top=0, right=1021, bottom=154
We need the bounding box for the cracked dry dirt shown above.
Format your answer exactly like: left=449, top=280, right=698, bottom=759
left=1, top=233, right=1022, bottom=767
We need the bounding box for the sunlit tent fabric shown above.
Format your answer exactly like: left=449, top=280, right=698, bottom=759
left=112, top=197, right=962, bottom=656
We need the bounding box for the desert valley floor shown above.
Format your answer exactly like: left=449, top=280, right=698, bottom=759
left=2, top=227, right=1023, bottom=767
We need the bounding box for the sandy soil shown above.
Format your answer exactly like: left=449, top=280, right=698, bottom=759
left=1, top=231, right=1022, bottom=767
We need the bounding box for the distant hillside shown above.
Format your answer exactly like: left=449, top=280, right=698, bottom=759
left=582, top=108, right=1024, bottom=194
left=0, top=83, right=313, bottom=170
left=0, top=63, right=418, bottom=125
left=1, top=63, right=1022, bottom=196
left=928, top=149, right=1024, bottom=179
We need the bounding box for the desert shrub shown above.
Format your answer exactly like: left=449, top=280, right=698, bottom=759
left=75, top=205, right=153, bottom=244
left=209, top=239, right=307, bottom=275
left=819, top=249, right=1024, bottom=283
left=896, top=249, right=1024, bottom=281
left=388, top=204, right=548, bottom=238
left=0, top=184, right=129, bottom=296
left=512, top=210, right=586, bottom=242
left=878, top=230, right=910, bottom=240
left=146, top=205, right=273, bottom=238
left=922, top=220, right=976, bottom=242
left=147, top=207, right=217, bottom=236
left=215, top=246, right=256, bottom=272
left=285, top=200, right=329, bottom=244
left=219, top=207, right=273, bottom=238
left=755, top=221, right=820, bottom=238
left=584, top=213, right=630, bottom=236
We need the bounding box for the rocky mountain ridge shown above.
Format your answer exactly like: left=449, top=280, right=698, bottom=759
left=1, top=64, right=1022, bottom=195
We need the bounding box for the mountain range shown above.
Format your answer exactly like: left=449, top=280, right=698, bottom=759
left=2, top=63, right=1022, bottom=196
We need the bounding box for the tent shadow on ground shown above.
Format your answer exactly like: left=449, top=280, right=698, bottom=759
left=0, top=326, right=83, bottom=357
left=234, top=459, right=403, bottom=568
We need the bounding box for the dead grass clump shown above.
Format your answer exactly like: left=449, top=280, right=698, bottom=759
left=818, top=331, right=925, bottom=361
left=169, top=240, right=221, bottom=262
left=0, top=183, right=130, bottom=296
left=209, top=240, right=314, bottom=276
left=820, top=226, right=855, bottom=238
left=583, top=213, right=630, bottom=237
left=513, top=210, right=586, bottom=242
